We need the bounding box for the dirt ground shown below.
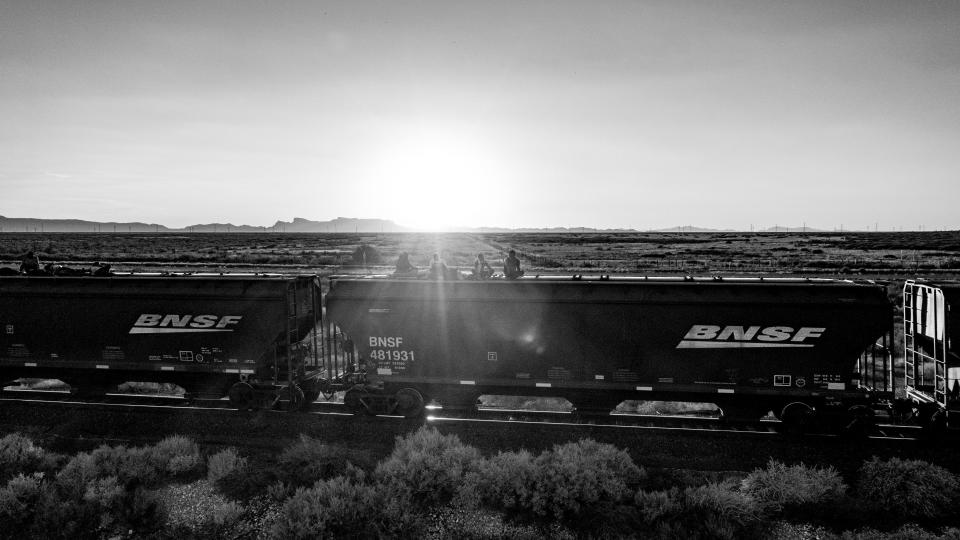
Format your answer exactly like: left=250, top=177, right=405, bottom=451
left=2, top=230, right=959, bottom=279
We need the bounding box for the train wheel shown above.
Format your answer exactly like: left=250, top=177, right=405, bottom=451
left=394, top=388, right=425, bottom=418
left=285, top=384, right=305, bottom=412
left=779, top=402, right=814, bottom=435
left=228, top=382, right=256, bottom=411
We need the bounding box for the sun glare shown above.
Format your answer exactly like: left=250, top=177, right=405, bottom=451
left=366, top=127, right=510, bottom=230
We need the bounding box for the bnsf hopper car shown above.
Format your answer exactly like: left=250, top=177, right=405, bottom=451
left=324, top=276, right=894, bottom=423
left=0, top=274, right=323, bottom=410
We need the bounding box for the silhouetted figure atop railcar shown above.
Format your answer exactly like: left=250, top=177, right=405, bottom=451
left=19, top=251, right=41, bottom=275
left=93, top=262, right=112, bottom=277
left=394, top=252, right=416, bottom=275
left=428, top=253, right=448, bottom=280
left=472, top=253, right=493, bottom=280
left=504, top=250, right=524, bottom=279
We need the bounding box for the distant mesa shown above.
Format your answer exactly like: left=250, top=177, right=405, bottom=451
left=0, top=215, right=831, bottom=233
left=654, top=226, right=736, bottom=233
left=0, top=215, right=169, bottom=233
left=273, top=217, right=410, bottom=233
left=0, top=215, right=408, bottom=233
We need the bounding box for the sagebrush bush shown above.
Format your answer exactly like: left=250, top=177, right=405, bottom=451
left=840, top=523, right=950, bottom=539
left=635, top=487, right=683, bottom=524
left=528, top=439, right=644, bottom=521
left=684, top=482, right=762, bottom=531
left=82, top=475, right=125, bottom=508
left=278, top=435, right=375, bottom=489
left=741, top=459, right=847, bottom=513
left=375, top=427, right=483, bottom=509
left=635, top=482, right=764, bottom=539
left=857, top=457, right=960, bottom=521
left=207, top=448, right=248, bottom=484
left=0, top=473, right=43, bottom=530
left=89, top=445, right=160, bottom=487
left=0, top=433, right=44, bottom=480
left=270, top=476, right=419, bottom=539
left=150, top=435, right=201, bottom=476
left=187, top=501, right=249, bottom=539
left=216, top=465, right=281, bottom=501
left=57, top=452, right=100, bottom=501
left=458, top=449, right=538, bottom=512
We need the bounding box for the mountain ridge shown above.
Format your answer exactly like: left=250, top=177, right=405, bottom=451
left=0, top=215, right=833, bottom=233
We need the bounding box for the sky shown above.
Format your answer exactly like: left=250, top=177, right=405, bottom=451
left=1, top=0, right=958, bottom=231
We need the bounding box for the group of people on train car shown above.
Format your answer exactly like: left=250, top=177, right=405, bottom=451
left=394, top=250, right=524, bottom=280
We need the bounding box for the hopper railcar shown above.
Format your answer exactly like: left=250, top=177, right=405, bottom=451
left=0, top=273, right=325, bottom=410
left=324, top=275, right=895, bottom=425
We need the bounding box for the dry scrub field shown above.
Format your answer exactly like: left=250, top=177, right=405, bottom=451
left=1, top=230, right=959, bottom=279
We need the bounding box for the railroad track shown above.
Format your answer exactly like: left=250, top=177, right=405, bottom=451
left=0, top=390, right=951, bottom=444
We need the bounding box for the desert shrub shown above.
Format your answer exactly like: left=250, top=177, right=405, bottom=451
left=150, top=435, right=201, bottom=476
left=0, top=433, right=44, bottom=480
left=188, top=501, right=249, bottom=538
left=89, top=444, right=160, bottom=488
left=374, top=427, right=483, bottom=509
left=527, top=439, right=644, bottom=522
left=840, top=523, right=947, bottom=540
left=82, top=475, right=125, bottom=508
left=207, top=447, right=248, bottom=484
left=684, top=482, right=763, bottom=535
left=215, top=465, right=281, bottom=502
left=0, top=473, right=43, bottom=530
left=270, top=475, right=420, bottom=539
left=857, top=457, right=960, bottom=522
left=636, top=487, right=684, bottom=524
left=109, top=487, right=166, bottom=537
left=56, top=452, right=100, bottom=500
left=427, top=506, right=568, bottom=540
left=635, top=482, right=765, bottom=539
left=278, top=435, right=376, bottom=490
left=458, top=449, right=537, bottom=513
left=36, top=469, right=163, bottom=539
left=457, top=439, right=643, bottom=530
left=741, top=460, right=847, bottom=513
left=25, top=494, right=100, bottom=540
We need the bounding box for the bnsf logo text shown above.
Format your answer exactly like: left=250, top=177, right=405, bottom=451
left=677, top=325, right=825, bottom=349
left=129, top=314, right=243, bottom=334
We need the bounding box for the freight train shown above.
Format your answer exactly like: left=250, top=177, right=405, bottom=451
left=0, top=271, right=957, bottom=432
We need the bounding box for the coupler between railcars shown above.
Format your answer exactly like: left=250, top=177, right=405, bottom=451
left=227, top=375, right=312, bottom=412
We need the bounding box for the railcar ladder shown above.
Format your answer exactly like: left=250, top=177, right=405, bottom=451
left=903, top=281, right=947, bottom=408
left=285, top=280, right=301, bottom=385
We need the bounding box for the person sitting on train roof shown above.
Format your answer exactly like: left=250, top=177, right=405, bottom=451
left=395, top=252, right=416, bottom=273
left=19, top=251, right=41, bottom=275
left=504, top=249, right=524, bottom=279
left=472, top=253, right=494, bottom=280
left=428, top=253, right=448, bottom=280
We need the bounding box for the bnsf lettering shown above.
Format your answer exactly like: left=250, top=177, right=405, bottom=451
left=133, top=314, right=242, bottom=329
left=683, top=325, right=825, bottom=343
left=369, top=336, right=404, bottom=348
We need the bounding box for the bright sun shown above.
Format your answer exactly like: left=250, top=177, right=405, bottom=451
left=366, top=127, right=509, bottom=230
